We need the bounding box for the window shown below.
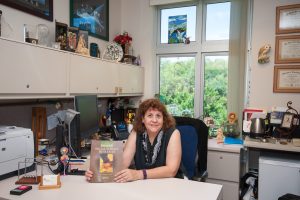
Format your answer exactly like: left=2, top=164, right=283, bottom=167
left=159, top=56, right=195, bottom=117
left=203, top=55, right=228, bottom=125
left=205, top=2, right=231, bottom=41
left=156, top=1, right=234, bottom=123
left=160, top=6, right=196, bottom=44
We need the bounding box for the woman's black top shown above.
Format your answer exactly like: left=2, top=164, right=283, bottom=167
left=134, top=128, right=183, bottom=178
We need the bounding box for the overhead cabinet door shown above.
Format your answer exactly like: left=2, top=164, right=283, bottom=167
left=69, top=54, right=119, bottom=95
left=0, top=38, right=68, bottom=94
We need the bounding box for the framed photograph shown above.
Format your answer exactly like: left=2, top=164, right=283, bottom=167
left=70, top=0, right=109, bottom=41
left=0, top=0, right=53, bottom=21
left=67, top=27, right=79, bottom=52
left=276, top=4, right=300, bottom=34
left=275, top=35, right=300, bottom=64
left=281, top=113, right=294, bottom=128
left=273, top=65, right=300, bottom=93
left=55, top=21, right=68, bottom=50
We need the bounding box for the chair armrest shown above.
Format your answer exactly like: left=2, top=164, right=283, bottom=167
left=192, top=170, right=208, bottom=182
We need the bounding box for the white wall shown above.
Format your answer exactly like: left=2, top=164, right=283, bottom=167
left=0, top=0, right=122, bottom=55
left=249, top=0, right=300, bottom=111
left=120, top=0, right=156, bottom=99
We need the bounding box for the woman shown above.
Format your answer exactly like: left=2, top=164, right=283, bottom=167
left=85, top=98, right=182, bottom=182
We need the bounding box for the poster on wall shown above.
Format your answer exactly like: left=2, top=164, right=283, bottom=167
left=70, top=0, right=109, bottom=41
left=0, top=0, right=53, bottom=21
left=168, top=15, right=187, bottom=44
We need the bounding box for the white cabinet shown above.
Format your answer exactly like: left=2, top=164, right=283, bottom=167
left=0, top=38, right=68, bottom=96
left=259, top=155, right=300, bottom=200
left=207, top=139, right=242, bottom=200
left=118, top=64, right=144, bottom=95
left=69, top=54, right=119, bottom=95
left=0, top=37, right=144, bottom=98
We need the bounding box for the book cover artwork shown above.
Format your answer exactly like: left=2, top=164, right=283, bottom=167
left=90, top=140, right=123, bottom=182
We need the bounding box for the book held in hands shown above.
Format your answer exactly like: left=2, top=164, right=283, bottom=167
left=89, top=140, right=124, bottom=182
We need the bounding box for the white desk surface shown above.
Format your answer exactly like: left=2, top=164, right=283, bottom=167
left=244, top=136, right=300, bottom=153
left=0, top=175, right=222, bottom=200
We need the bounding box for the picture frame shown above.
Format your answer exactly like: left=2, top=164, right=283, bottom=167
left=0, top=0, right=53, bottom=21
left=70, top=0, right=109, bottom=41
left=276, top=4, right=300, bottom=34
left=55, top=21, right=68, bottom=50
left=275, top=35, right=300, bottom=64
left=273, top=65, right=300, bottom=93
left=281, top=113, right=294, bottom=129
left=67, top=27, right=79, bottom=52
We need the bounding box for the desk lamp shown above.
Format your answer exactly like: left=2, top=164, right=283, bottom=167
left=64, top=109, right=80, bottom=158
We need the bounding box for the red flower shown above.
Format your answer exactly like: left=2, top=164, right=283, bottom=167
left=113, top=32, right=132, bottom=45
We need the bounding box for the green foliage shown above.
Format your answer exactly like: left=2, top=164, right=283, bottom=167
left=160, top=58, right=195, bottom=116
left=159, top=56, right=228, bottom=125
left=203, top=57, right=228, bottom=125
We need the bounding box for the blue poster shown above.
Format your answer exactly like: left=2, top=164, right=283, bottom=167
left=168, top=15, right=187, bottom=44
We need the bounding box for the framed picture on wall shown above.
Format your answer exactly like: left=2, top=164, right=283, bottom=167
left=0, top=0, right=53, bottom=21
left=273, top=65, right=300, bottom=93
left=276, top=4, right=300, bottom=34
left=70, top=0, right=109, bottom=41
left=275, top=35, right=300, bottom=64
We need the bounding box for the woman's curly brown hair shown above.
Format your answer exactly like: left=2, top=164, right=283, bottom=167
left=133, top=98, right=175, bottom=133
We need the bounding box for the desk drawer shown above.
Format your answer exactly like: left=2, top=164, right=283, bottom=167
left=207, top=151, right=240, bottom=182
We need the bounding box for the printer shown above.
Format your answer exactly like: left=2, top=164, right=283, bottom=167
left=0, top=126, right=34, bottom=180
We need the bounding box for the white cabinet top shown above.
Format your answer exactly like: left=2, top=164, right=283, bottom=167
left=208, top=138, right=243, bottom=153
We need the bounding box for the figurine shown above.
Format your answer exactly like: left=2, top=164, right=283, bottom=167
left=76, top=33, right=89, bottom=56
left=258, top=44, right=271, bottom=64
left=60, top=147, right=69, bottom=176
left=223, top=112, right=239, bottom=137
left=216, top=128, right=224, bottom=144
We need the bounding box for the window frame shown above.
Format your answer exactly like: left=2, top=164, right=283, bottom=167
left=155, top=0, right=232, bottom=119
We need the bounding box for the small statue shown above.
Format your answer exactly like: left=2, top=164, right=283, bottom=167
left=60, top=147, right=69, bottom=176
left=258, top=44, right=271, bottom=64
left=216, top=128, right=224, bottom=144
left=76, top=33, right=89, bottom=56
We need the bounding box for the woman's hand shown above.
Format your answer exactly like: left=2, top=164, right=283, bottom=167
left=85, top=169, right=93, bottom=181
left=114, top=169, right=142, bottom=183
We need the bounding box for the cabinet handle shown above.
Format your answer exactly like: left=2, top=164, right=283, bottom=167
left=219, top=156, right=223, bottom=159
left=1, top=148, right=6, bottom=151
left=26, top=84, right=30, bottom=88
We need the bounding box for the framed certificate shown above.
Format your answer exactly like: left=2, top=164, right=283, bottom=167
left=275, top=35, right=300, bottom=64
left=273, top=65, right=300, bottom=93
left=276, top=4, right=300, bottom=34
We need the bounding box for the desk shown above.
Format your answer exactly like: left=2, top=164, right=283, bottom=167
left=243, top=136, right=300, bottom=172
left=0, top=175, right=223, bottom=200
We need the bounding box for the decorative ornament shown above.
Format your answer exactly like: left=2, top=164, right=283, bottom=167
left=258, top=44, right=271, bottom=64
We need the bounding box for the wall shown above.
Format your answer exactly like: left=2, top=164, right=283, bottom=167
left=0, top=0, right=122, bottom=55
left=249, top=0, right=300, bottom=111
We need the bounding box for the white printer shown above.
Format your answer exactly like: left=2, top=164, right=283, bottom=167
left=0, top=126, right=34, bottom=179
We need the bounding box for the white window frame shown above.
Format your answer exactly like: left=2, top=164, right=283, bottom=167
left=155, top=0, right=232, bottom=119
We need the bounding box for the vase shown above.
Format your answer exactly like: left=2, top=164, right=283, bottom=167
left=122, top=43, right=130, bottom=55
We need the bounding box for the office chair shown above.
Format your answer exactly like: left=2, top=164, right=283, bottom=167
left=174, top=116, right=208, bottom=181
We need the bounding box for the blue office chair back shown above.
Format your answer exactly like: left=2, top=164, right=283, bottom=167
left=176, top=125, right=198, bottom=179
left=174, top=116, right=208, bottom=181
